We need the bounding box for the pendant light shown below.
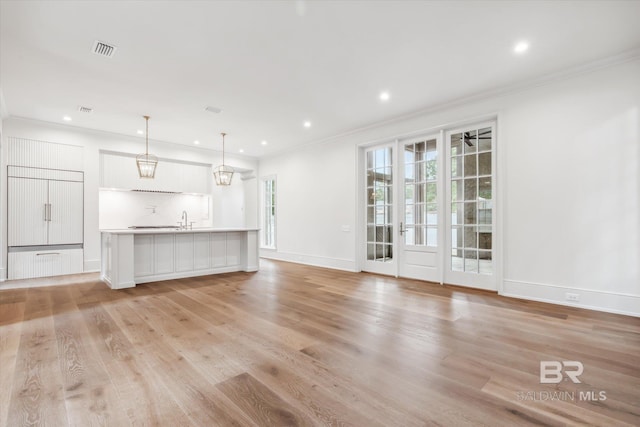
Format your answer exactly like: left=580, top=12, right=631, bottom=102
left=213, top=132, right=234, bottom=185
left=136, top=115, right=158, bottom=178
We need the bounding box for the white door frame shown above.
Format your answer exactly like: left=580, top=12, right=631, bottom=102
left=356, top=114, right=501, bottom=292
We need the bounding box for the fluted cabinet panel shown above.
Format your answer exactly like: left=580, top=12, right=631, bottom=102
left=8, top=249, right=83, bottom=280
left=7, top=137, right=83, bottom=170
left=48, top=180, right=84, bottom=245
left=8, top=177, right=49, bottom=246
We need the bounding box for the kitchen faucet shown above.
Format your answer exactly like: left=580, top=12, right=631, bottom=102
left=181, top=210, right=188, bottom=229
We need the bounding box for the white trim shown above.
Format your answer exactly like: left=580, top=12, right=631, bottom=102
left=83, top=259, right=100, bottom=273
left=262, top=50, right=640, bottom=160
left=502, top=279, right=640, bottom=317
left=259, top=174, right=277, bottom=250
left=260, top=251, right=357, bottom=273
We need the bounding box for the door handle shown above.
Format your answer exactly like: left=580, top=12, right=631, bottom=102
left=44, top=203, right=48, bottom=221
left=47, top=203, right=52, bottom=221
left=399, top=221, right=405, bottom=235
left=36, top=252, right=60, bottom=256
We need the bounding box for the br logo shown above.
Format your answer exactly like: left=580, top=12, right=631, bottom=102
left=540, top=361, right=583, bottom=384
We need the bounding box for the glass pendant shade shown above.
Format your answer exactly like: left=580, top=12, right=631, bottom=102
left=214, top=132, right=234, bottom=186
left=213, top=164, right=234, bottom=185
left=136, top=153, right=158, bottom=178
left=137, top=115, right=158, bottom=179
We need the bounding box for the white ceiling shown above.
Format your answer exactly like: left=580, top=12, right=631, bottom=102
left=1, top=0, right=639, bottom=157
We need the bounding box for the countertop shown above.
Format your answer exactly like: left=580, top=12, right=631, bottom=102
left=101, top=227, right=260, bottom=235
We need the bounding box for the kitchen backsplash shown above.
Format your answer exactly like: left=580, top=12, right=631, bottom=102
left=99, top=190, right=211, bottom=230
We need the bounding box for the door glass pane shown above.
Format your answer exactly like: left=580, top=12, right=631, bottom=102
left=404, top=138, right=437, bottom=248
left=427, top=226, right=437, bottom=246
left=464, top=130, right=477, bottom=153
left=366, top=147, right=393, bottom=262
left=426, top=203, right=437, bottom=225
left=451, top=180, right=462, bottom=201
left=451, top=133, right=462, bottom=156
left=451, top=157, right=462, bottom=178
left=464, top=154, right=477, bottom=177
left=478, top=128, right=492, bottom=152
left=464, top=179, right=477, bottom=201
left=479, top=179, right=492, bottom=200
left=478, top=152, right=491, bottom=176
left=450, top=127, right=493, bottom=275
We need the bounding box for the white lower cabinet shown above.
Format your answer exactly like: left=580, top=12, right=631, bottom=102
left=134, top=235, right=154, bottom=277
left=193, top=233, right=210, bottom=270
left=154, top=235, right=175, bottom=274
left=8, top=249, right=83, bottom=280
left=211, top=233, right=226, bottom=268
left=102, top=229, right=259, bottom=289
left=226, top=232, right=242, bottom=266
left=130, top=232, right=250, bottom=282
left=175, top=234, right=194, bottom=272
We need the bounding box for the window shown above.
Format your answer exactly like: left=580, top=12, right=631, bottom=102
left=403, top=138, right=438, bottom=247
left=365, top=147, right=393, bottom=261
left=450, top=127, right=493, bottom=274
left=261, top=177, right=276, bottom=248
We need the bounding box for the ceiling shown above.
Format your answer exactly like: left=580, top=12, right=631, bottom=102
left=1, top=1, right=639, bottom=157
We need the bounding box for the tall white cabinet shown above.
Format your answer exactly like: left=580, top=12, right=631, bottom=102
left=8, top=168, right=83, bottom=246
left=7, top=138, right=84, bottom=280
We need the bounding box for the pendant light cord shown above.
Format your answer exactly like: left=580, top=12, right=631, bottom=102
left=144, top=115, right=150, bottom=155
left=221, top=132, right=226, bottom=165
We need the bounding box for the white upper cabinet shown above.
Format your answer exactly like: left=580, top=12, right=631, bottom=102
left=100, top=152, right=210, bottom=194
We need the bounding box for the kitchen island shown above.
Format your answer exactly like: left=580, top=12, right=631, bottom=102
left=100, top=228, right=259, bottom=289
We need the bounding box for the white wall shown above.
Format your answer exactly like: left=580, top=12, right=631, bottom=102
left=259, top=58, right=640, bottom=316
left=1, top=118, right=258, bottom=275
left=99, top=191, right=211, bottom=230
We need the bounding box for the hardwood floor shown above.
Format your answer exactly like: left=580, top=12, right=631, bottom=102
left=1, top=259, right=639, bottom=426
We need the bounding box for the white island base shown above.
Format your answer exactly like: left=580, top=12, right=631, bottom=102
left=100, top=228, right=259, bottom=289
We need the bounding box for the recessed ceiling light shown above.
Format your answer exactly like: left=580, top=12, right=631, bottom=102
left=514, top=41, right=529, bottom=54
left=137, top=130, right=144, bottom=135
left=239, top=149, right=244, bottom=153
left=194, top=140, right=200, bottom=145
left=303, top=121, right=311, bottom=128
left=379, top=91, right=390, bottom=101
left=63, top=116, right=72, bottom=121
left=261, top=140, right=268, bottom=145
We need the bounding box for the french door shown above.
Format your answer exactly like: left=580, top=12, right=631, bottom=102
left=362, top=122, right=496, bottom=291
left=397, top=135, right=441, bottom=282
left=444, top=123, right=496, bottom=290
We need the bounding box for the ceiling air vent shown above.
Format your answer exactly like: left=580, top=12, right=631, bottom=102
left=78, top=106, right=93, bottom=114
left=92, top=40, right=117, bottom=58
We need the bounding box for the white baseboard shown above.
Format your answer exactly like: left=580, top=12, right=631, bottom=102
left=502, top=279, right=640, bottom=317
left=84, top=259, right=101, bottom=273
left=260, top=250, right=358, bottom=273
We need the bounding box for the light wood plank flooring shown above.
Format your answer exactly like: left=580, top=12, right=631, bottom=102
left=1, top=259, right=639, bottom=426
